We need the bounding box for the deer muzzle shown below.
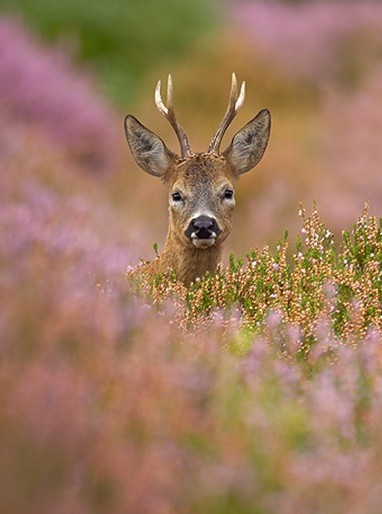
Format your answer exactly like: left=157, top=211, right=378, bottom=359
left=185, top=215, right=222, bottom=248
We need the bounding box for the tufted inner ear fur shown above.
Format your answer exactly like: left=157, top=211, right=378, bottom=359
left=124, top=115, right=175, bottom=177
left=223, top=109, right=271, bottom=176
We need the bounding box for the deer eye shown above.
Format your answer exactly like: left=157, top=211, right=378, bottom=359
left=224, top=189, right=234, bottom=200
left=171, top=191, right=182, bottom=202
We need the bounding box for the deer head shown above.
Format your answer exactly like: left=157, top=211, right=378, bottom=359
left=124, top=73, right=271, bottom=285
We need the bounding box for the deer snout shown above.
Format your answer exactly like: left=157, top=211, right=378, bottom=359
left=185, top=216, right=222, bottom=246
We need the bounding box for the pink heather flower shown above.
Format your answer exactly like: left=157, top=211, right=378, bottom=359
left=317, top=66, right=382, bottom=228
left=266, top=308, right=283, bottom=328
left=0, top=18, right=119, bottom=173
left=232, top=1, right=382, bottom=82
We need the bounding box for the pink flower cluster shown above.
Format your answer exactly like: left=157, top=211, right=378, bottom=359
left=0, top=18, right=119, bottom=173
left=318, top=65, right=382, bottom=228
left=232, top=1, right=382, bottom=81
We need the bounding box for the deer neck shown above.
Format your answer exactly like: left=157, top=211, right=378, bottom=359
left=157, top=227, right=222, bottom=286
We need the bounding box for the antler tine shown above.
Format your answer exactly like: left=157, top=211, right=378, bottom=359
left=208, top=73, right=246, bottom=154
left=155, top=79, right=168, bottom=116
left=154, top=75, right=192, bottom=159
left=228, top=72, right=238, bottom=108
left=235, top=79, right=246, bottom=111
left=166, top=74, right=174, bottom=111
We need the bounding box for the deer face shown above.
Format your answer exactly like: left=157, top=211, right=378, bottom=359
left=124, top=74, right=271, bottom=254
left=167, top=154, right=235, bottom=249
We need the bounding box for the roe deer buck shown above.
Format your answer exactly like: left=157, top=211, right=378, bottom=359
left=124, top=73, right=271, bottom=286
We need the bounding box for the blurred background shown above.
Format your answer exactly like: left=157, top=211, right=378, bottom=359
left=2, top=2, right=382, bottom=513
left=1, top=0, right=382, bottom=262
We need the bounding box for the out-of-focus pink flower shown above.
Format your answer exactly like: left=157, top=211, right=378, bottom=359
left=0, top=18, right=119, bottom=173
left=317, top=66, right=382, bottom=227
left=232, top=1, right=382, bottom=81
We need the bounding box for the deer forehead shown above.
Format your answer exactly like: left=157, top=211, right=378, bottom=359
left=168, top=153, right=235, bottom=191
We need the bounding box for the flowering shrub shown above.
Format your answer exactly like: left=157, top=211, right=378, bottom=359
left=232, top=1, right=382, bottom=83
left=2, top=195, right=382, bottom=513
left=134, top=205, right=382, bottom=343
left=0, top=18, right=119, bottom=173
left=317, top=65, right=382, bottom=230
left=1, top=111, right=382, bottom=512
left=2, top=4, right=382, bottom=511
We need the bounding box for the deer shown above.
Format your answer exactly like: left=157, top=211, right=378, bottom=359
left=124, top=73, right=271, bottom=286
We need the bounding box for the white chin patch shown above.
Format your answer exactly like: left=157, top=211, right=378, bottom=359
left=192, top=238, right=216, bottom=249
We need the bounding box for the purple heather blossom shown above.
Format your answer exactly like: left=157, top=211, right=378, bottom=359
left=316, top=65, right=382, bottom=228
left=232, top=1, right=382, bottom=82
left=0, top=18, right=119, bottom=173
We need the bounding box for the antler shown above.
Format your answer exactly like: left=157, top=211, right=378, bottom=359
left=208, top=73, right=246, bottom=154
left=155, top=74, right=192, bottom=159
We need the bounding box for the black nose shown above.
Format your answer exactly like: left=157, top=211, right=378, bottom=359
left=185, top=216, right=222, bottom=240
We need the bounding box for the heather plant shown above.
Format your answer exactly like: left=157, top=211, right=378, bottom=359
left=2, top=116, right=382, bottom=511
left=0, top=18, right=119, bottom=173
left=317, top=65, right=382, bottom=230
left=3, top=198, right=382, bottom=513
left=3, top=5, right=382, bottom=508
left=132, top=205, right=382, bottom=348
left=232, top=1, right=382, bottom=84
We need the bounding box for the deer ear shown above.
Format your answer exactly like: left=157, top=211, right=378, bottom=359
left=124, top=115, right=175, bottom=177
left=223, top=109, right=271, bottom=176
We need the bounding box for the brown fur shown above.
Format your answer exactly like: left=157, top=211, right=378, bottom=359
left=150, top=153, right=236, bottom=286
left=152, top=237, right=222, bottom=286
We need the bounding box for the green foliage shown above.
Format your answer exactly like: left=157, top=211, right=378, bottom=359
left=2, top=0, right=217, bottom=105
left=141, top=206, right=382, bottom=346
